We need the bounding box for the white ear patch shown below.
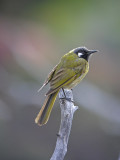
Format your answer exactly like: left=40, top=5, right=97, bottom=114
left=78, top=52, right=83, bottom=57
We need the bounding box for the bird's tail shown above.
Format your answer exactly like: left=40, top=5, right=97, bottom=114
left=35, top=90, right=59, bottom=126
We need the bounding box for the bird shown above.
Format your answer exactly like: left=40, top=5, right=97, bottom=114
left=35, top=47, right=98, bottom=126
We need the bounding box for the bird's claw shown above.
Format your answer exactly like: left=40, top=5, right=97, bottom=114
left=60, top=97, right=74, bottom=103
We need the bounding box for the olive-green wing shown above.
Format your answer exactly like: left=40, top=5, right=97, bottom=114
left=38, top=65, right=57, bottom=92
left=46, top=67, right=82, bottom=95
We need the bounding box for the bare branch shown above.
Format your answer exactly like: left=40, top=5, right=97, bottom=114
left=50, top=89, right=78, bottom=160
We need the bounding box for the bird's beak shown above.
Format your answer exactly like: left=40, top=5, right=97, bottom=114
left=88, top=50, right=98, bottom=55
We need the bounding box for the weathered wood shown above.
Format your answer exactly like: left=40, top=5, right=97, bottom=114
left=50, top=89, right=78, bottom=160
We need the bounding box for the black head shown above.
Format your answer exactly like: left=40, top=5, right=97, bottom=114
left=72, top=47, right=98, bottom=61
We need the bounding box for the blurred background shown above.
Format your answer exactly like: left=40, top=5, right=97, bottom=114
left=0, top=0, right=120, bottom=160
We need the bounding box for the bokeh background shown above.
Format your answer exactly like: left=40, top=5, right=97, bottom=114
left=0, top=0, right=120, bottom=160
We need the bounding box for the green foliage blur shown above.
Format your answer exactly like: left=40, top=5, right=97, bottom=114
left=0, top=0, right=120, bottom=160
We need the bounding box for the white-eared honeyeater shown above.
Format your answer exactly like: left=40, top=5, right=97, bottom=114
left=35, top=47, right=98, bottom=126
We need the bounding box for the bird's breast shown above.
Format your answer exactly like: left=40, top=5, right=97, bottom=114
left=64, top=61, right=89, bottom=89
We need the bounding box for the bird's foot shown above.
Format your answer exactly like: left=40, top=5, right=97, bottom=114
left=60, top=97, right=74, bottom=103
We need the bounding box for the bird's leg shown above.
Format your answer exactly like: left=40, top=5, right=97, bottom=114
left=60, top=88, right=74, bottom=103
left=62, top=88, right=67, bottom=98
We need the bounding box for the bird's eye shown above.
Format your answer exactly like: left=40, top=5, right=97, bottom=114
left=78, top=52, right=83, bottom=57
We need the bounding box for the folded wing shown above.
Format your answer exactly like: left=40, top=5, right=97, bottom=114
left=46, top=67, right=82, bottom=95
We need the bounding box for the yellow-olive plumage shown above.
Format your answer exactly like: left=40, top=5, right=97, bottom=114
left=35, top=47, right=97, bottom=126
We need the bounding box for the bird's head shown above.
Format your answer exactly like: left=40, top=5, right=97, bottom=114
left=71, top=47, right=98, bottom=61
